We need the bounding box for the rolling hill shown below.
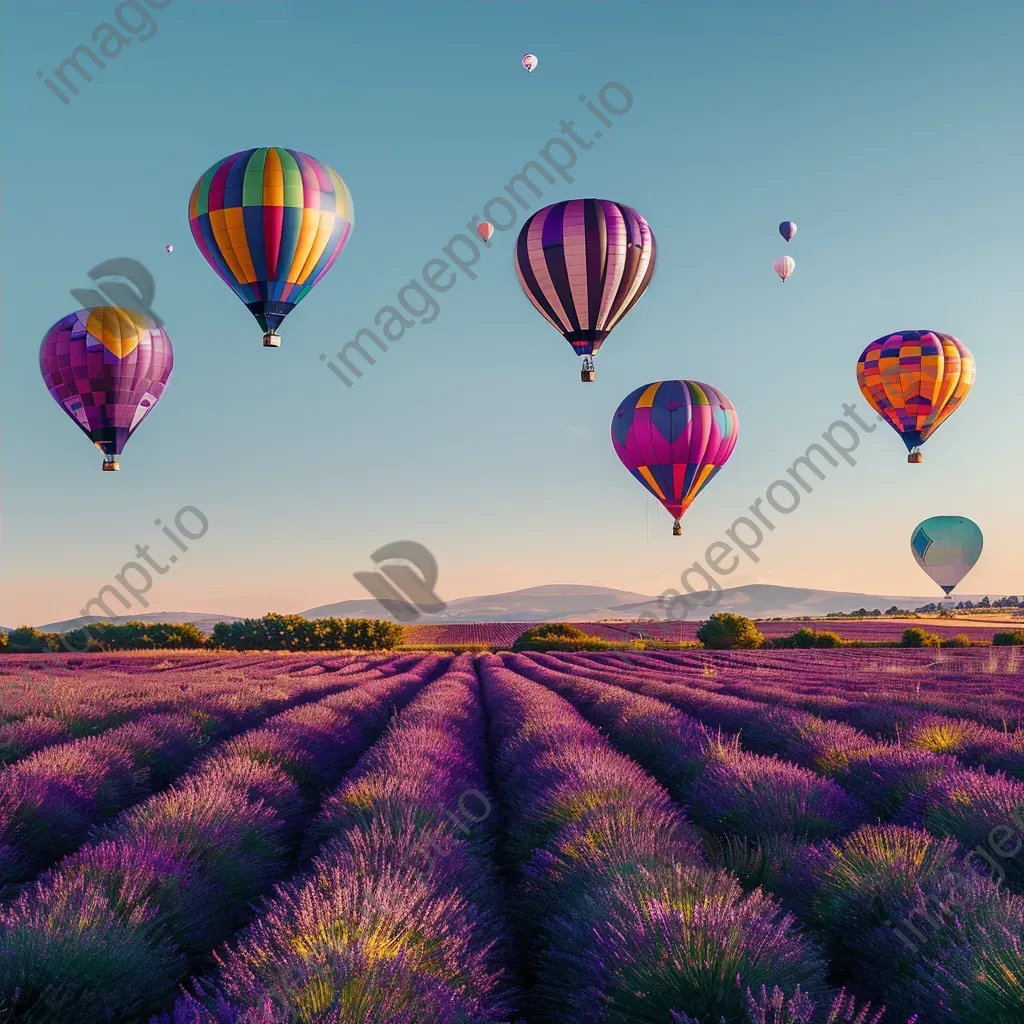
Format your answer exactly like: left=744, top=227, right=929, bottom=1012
left=19, top=583, right=1009, bottom=633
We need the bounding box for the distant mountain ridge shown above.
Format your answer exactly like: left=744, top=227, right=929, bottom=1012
left=15, top=583, right=1006, bottom=633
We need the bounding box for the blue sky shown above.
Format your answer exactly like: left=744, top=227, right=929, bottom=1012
left=3, top=0, right=1022, bottom=625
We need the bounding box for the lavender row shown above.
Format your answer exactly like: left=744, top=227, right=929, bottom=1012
left=601, top=649, right=1024, bottom=728
left=0, top=656, right=444, bottom=1022
left=622, top=650, right=1024, bottom=728
left=164, top=655, right=514, bottom=1022
left=592, top=651, right=1024, bottom=782
left=518, top=656, right=1020, bottom=1022
left=0, top=654, right=376, bottom=767
left=478, top=655, right=846, bottom=1023
left=0, top=662, right=388, bottom=891
left=551, top=655, right=1024, bottom=896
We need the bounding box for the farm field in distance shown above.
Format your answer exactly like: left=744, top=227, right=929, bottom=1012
left=402, top=617, right=1017, bottom=645
left=1, top=647, right=1023, bottom=1022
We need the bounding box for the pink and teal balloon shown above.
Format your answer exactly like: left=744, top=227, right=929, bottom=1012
left=611, top=380, right=739, bottom=535
left=188, top=148, right=353, bottom=344
left=40, top=307, right=174, bottom=470
left=911, top=516, right=983, bottom=595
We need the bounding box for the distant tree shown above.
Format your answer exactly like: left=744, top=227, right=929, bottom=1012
left=955, top=602, right=965, bottom=610
left=697, top=613, right=765, bottom=651
left=901, top=628, right=943, bottom=648
left=513, top=622, right=602, bottom=651
left=979, top=596, right=991, bottom=608
left=940, top=633, right=977, bottom=648
left=773, top=627, right=844, bottom=649
left=993, top=630, right=1024, bottom=647
left=963, top=601, right=975, bottom=610
left=4, top=626, right=54, bottom=653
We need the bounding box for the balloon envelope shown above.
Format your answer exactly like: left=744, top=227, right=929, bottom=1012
left=478, top=222, right=494, bottom=241
left=779, top=221, right=797, bottom=241
left=514, top=199, right=655, bottom=359
left=188, top=148, right=353, bottom=336
left=856, top=330, right=975, bottom=454
left=522, top=53, right=538, bottom=72
left=611, top=380, right=739, bottom=527
left=165, top=245, right=174, bottom=253
left=911, top=516, right=983, bottom=595
left=773, top=256, right=795, bottom=281
left=40, top=307, right=173, bottom=460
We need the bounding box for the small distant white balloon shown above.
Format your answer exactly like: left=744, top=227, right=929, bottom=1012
left=773, top=256, right=795, bottom=283
left=165, top=245, right=174, bottom=253
left=522, top=53, right=538, bottom=73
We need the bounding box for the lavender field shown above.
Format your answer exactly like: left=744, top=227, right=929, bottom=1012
left=1, top=649, right=1022, bottom=1022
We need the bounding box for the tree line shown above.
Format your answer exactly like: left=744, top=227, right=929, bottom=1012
left=0, top=614, right=404, bottom=653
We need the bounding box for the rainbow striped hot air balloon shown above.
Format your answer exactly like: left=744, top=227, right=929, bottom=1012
left=189, top=148, right=353, bottom=348
left=40, top=307, right=174, bottom=471
left=611, top=380, right=739, bottom=536
left=856, top=330, right=975, bottom=463
left=514, top=199, right=655, bottom=382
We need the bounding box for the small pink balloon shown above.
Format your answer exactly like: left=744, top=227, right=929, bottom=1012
left=478, top=222, right=495, bottom=241
left=522, top=53, right=538, bottom=73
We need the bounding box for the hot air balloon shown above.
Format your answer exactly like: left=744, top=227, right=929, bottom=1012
left=856, top=330, right=975, bottom=463
left=514, top=199, right=655, bottom=382
left=779, top=221, right=797, bottom=242
left=478, top=222, right=495, bottom=242
left=164, top=244, right=174, bottom=253
left=188, top=148, right=353, bottom=348
left=611, top=380, right=739, bottom=536
left=773, top=256, right=795, bottom=282
left=911, top=516, right=983, bottom=596
left=522, top=53, right=538, bottom=73
left=40, top=307, right=173, bottom=472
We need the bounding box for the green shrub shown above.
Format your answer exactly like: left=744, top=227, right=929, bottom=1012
left=772, top=627, right=845, bottom=649
left=900, top=627, right=943, bottom=648
left=940, top=633, right=986, bottom=648
left=696, top=613, right=765, bottom=651
left=513, top=622, right=596, bottom=651
left=993, top=630, right=1024, bottom=647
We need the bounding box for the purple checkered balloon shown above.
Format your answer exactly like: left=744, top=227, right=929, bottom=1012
left=40, top=307, right=174, bottom=471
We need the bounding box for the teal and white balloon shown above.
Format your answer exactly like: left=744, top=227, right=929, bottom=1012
left=910, top=516, right=983, bottom=595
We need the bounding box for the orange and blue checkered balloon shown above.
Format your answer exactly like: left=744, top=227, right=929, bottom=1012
left=189, top=148, right=353, bottom=336
left=856, top=330, right=975, bottom=455
left=611, top=380, right=739, bottom=528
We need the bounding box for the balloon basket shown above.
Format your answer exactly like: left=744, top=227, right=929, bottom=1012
left=908, top=452, right=923, bottom=464
left=581, top=369, right=595, bottom=383
left=672, top=520, right=682, bottom=537
left=263, top=332, right=281, bottom=348
left=102, top=459, right=120, bottom=472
